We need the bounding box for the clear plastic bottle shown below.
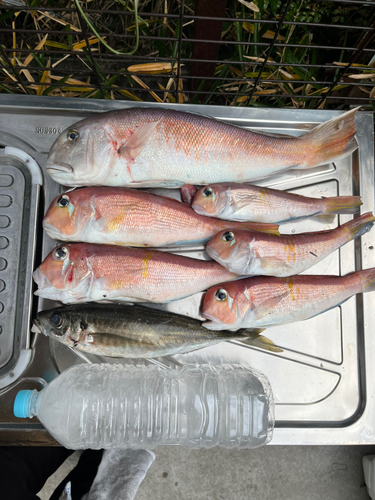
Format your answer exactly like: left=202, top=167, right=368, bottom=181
left=13, top=363, right=274, bottom=450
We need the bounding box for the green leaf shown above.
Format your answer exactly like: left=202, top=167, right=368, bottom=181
left=43, top=74, right=71, bottom=95
left=269, top=0, right=280, bottom=17
left=65, top=25, right=73, bottom=48
left=257, top=0, right=265, bottom=14
left=282, top=48, right=320, bottom=89
left=204, top=64, right=229, bottom=104
left=0, top=83, right=13, bottom=94
left=32, top=53, right=45, bottom=68
left=158, top=24, right=166, bottom=58
left=191, top=79, right=207, bottom=104
left=0, top=10, right=18, bottom=23
left=103, top=74, right=120, bottom=87
left=294, top=33, right=311, bottom=64
left=236, top=21, right=243, bottom=62
left=171, top=20, right=180, bottom=67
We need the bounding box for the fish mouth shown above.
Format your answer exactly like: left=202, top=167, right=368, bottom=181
left=32, top=269, right=56, bottom=298
left=191, top=202, right=209, bottom=216
left=31, top=318, right=43, bottom=335
left=33, top=268, right=46, bottom=292
left=201, top=311, right=224, bottom=330
left=205, top=246, right=221, bottom=263
left=46, top=162, right=73, bottom=174
left=43, top=222, right=65, bottom=241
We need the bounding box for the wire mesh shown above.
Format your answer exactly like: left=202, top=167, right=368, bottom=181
left=0, top=1, right=374, bottom=109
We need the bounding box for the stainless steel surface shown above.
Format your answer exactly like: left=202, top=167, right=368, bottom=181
left=0, top=95, right=373, bottom=446
left=0, top=146, right=40, bottom=384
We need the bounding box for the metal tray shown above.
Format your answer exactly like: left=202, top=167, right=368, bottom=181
left=0, top=95, right=373, bottom=446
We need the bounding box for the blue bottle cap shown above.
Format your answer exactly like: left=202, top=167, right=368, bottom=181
left=13, top=390, right=33, bottom=418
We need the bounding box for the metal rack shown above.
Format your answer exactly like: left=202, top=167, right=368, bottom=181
left=0, top=3, right=373, bottom=107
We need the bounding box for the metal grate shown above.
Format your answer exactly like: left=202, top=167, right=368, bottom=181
left=0, top=1, right=374, bottom=109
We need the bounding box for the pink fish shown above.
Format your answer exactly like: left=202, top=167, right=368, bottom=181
left=33, top=243, right=237, bottom=304
left=43, top=186, right=279, bottom=247
left=192, top=182, right=362, bottom=223
left=206, top=212, right=375, bottom=276
left=201, top=268, right=375, bottom=331
left=45, top=107, right=358, bottom=188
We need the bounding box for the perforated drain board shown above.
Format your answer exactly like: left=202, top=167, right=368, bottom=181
left=0, top=158, right=31, bottom=372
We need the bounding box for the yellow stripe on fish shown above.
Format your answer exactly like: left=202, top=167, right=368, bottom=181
left=142, top=252, right=153, bottom=279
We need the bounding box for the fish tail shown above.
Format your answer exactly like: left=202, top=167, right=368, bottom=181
left=239, top=331, right=283, bottom=353
left=300, top=107, right=359, bottom=168
left=357, top=267, right=375, bottom=294
left=323, top=195, right=362, bottom=215
left=340, top=211, right=375, bottom=241
left=230, top=221, right=280, bottom=235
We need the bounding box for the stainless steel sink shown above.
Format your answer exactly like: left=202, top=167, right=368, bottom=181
left=0, top=95, right=373, bottom=446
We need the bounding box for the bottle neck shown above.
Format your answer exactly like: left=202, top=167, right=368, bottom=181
left=28, top=390, right=40, bottom=418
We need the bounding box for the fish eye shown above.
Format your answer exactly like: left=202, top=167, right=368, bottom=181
left=203, top=187, right=213, bottom=197
left=215, top=288, right=228, bottom=301
left=222, top=231, right=235, bottom=242
left=67, top=129, right=79, bottom=141
left=57, top=194, right=70, bottom=208
left=52, top=246, right=69, bottom=261
left=50, top=313, right=63, bottom=330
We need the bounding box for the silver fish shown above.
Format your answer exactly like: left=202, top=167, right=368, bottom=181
left=31, top=304, right=281, bottom=358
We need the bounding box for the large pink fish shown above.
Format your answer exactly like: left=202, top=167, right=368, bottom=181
left=206, top=212, right=375, bottom=276
left=191, top=182, right=362, bottom=223
left=45, top=107, right=358, bottom=188
left=33, top=243, right=237, bottom=304
left=42, top=186, right=278, bottom=247
left=201, top=268, right=375, bottom=331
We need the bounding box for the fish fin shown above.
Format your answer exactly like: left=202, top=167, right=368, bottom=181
left=234, top=221, right=279, bottom=235
left=323, top=195, right=362, bottom=215
left=340, top=211, right=375, bottom=241
left=251, top=130, right=299, bottom=139
left=111, top=297, right=143, bottom=303
left=127, top=179, right=185, bottom=188
left=66, top=273, right=95, bottom=302
left=252, top=292, right=289, bottom=320
left=180, top=184, right=198, bottom=204
left=259, top=257, right=295, bottom=274
left=312, top=213, right=336, bottom=224
left=300, top=107, right=359, bottom=168
left=106, top=300, right=134, bottom=305
left=240, top=333, right=283, bottom=353
left=118, top=120, right=161, bottom=160
left=91, top=216, right=110, bottom=233
left=95, top=278, right=145, bottom=303
left=230, top=197, right=254, bottom=213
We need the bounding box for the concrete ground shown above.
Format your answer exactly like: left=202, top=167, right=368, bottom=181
left=38, top=445, right=375, bottom=500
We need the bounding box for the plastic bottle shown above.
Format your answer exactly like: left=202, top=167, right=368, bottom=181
left=13, top=363, right=274, bottom=450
